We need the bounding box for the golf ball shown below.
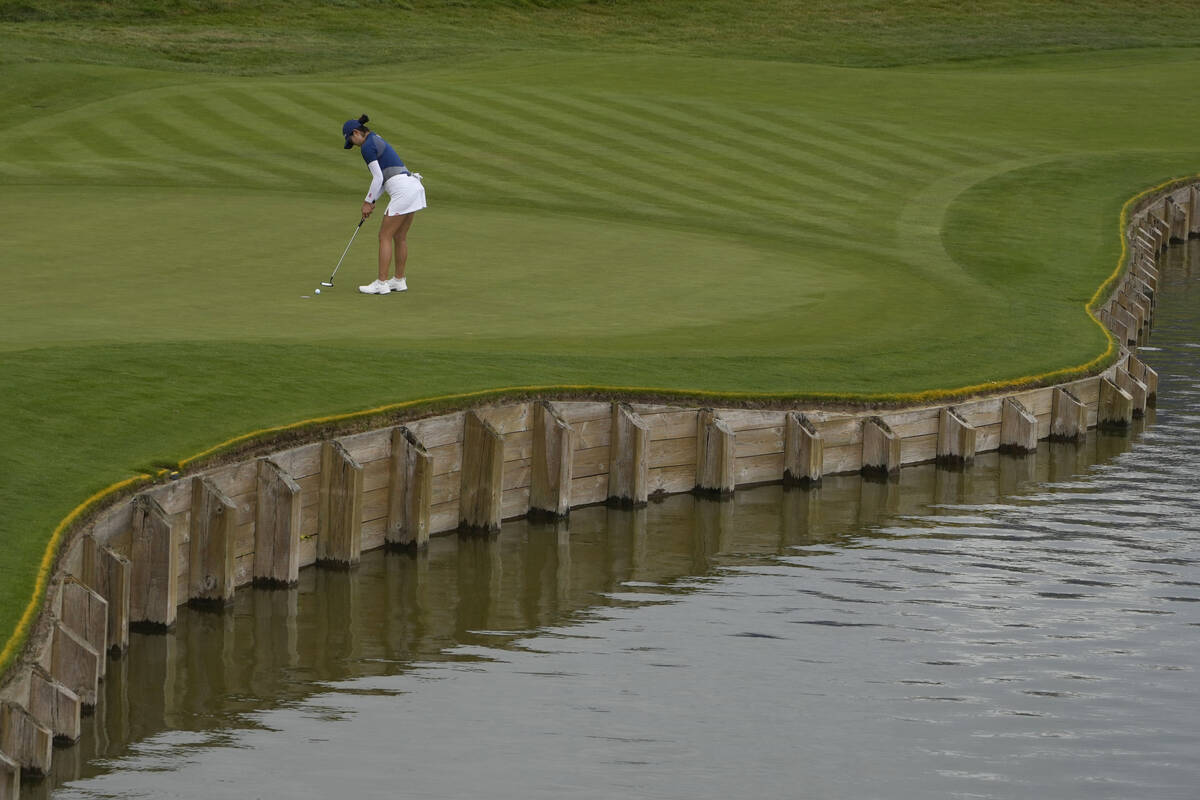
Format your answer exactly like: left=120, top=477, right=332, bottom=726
left=315, top=288, right=321, bottom=294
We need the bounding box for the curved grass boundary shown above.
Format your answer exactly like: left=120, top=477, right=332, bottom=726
left=0, top=174, right=1190, bottom=683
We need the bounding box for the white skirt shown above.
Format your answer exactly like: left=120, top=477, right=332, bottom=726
left=383, top=174, right=427, bottom=216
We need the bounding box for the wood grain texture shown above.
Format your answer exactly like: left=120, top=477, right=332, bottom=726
left=59, top=581, right=107, bottom=679
left=1050, top=387, right=1087, bottom=441
left=1098, top=376, right=1133, bottom=429
left=607, top=403, right=649, bottom=507
left=784, top=412, right=823, bottom=485
left=188, top=476, right=237, bottom=605
left=459, top=411, right=504, bottom=534
left=936, top=407, right=977, bottom=467
left=0, top=702, right=52, bottom=777
left=530, top=401, right=575, bottom=518
left=27, top=667, right=80, bottom=744
left=50, top=622, right=99, bottom=710
left=861, top=417, right=901, bottom=477
left=254, top=458, right=303, bottom=585
left=999, top=397, right=1038, bottom=454
left=129, top=494, right=178, bottom=629
left=319, top=440, right=364, bottom=566
left=388, top=426, right=432, bottom=548
left=695, top=409, right=735, bottom=496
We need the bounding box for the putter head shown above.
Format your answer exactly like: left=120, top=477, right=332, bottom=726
left=320, top=281, right=334, bottom=287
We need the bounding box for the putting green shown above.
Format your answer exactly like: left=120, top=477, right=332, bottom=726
left=3, top=28, right=1200, bottom=674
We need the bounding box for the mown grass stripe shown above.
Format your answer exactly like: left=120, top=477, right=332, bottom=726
left=401, top=84, right=853, bottom=236
left=632, top=95, right=937, bottom=189
left=580, top=91, right=899, bottom=194
left=455, top=85, right=864, bottom=225
left=354, top=85, right=721, bottom=221
left=514, top=86, right=884, bottom=208
left=172, top=92, right=345, bottom=193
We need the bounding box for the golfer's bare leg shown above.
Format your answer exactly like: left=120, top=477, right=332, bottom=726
left=378, top=213, right=405, bottom=281
left=394, top=213, right=415, bottom=279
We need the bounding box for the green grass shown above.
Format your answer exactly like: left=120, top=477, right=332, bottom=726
left=3, top=1, right=1200, bottom=675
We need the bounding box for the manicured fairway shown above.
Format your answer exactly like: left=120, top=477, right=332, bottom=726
left=3, top=3, right=1200, bottom=670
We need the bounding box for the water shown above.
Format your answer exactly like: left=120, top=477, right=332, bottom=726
left=37, top=244, right=1200, bottom=799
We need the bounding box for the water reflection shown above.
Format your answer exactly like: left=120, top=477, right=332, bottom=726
left=36, top=242, right=1200, bottom=799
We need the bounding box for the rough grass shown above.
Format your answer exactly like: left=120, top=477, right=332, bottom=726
left=3, top=1, right=1200, bottom=676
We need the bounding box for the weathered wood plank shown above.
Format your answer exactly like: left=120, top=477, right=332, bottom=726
left=254, top=458, right=303, bottom=586
left=388, top=426, right=432, bottom=549
left=1126, top=354, right=1159, bottom=403
left=51, top=622, right=100, bottom=710
left=129, top=494, right=179, bottom=630
left=1098, top=377, right=1133, bottom=429
left=861, top=417, right=901, bottom=477
left=319, top=440, right=364, bottom=566
left=784, top=412, right=823, bottom=486
left=936, top=407, right=977, bottom=467
left=59, top=580, right=107, bottom=679
left=999, top=397, right=1038, bottom=454
left=459, top=410, right=504, bottom=534
left=188, top=476, right=237, bottom=606
left=695, top=409, right=736, bottom=497
left=28, top=667, right=80, bottom=744
left=80, top=536, right=130, bottom=654
left=530, top=401, right=575, bottom=519
left=0, top=702, right=52, bottom=777
left=336, top=428, right=392, bottom=465
left=1114, top=366, right=1148, bottom=417
left=648, top=437, right=695, bottom=470
left=477, top=402, right=532, bottom=435
left=607, top=403, right=649, bottom=507
left=1050, top=387, right=1088, bottom=441
left=0, top=750, right=18, bottom=800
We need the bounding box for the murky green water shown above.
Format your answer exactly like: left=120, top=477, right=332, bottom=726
left=35, top=243, right=1200, bottom=799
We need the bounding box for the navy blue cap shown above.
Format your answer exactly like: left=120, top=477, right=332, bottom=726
left=342, top=119, right=361, bottom=149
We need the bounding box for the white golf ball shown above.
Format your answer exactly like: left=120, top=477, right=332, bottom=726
left=315, top=288, right=321, bottom=294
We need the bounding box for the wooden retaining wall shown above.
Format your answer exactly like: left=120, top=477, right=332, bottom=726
left=0, top=179, right=1190, bottom=792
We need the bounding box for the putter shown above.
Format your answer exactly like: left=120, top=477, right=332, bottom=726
left=322, top=216, right=366, bottom=287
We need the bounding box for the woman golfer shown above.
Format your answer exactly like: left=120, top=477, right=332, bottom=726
left=342, top=114, right=426, bottom=295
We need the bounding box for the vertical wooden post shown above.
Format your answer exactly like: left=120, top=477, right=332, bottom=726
left=51, top=622, right=100, bottom=710
left=936, top=407, right=977, bottom=467
left=81, top=537, right=130, bottom=655
left=0, top=750, right=17, bottom=800
left=129, top=493, right=179, bottom=630
left=319, top=440, right=364, bottom=565
left=783, top=412, right=823, bottom=486
left=1049, top=388, right=1087, bottom=442
left=188, top=476, right=237, bottom=606
left=530, top=402, right=575, bottom=519
left=607, top=403, right=649, bottom=507
left=59, top=580, right=107, bottom=678
left=861, top=417, right=900, bottom=477
left=1098, top=377, right=1133, bottom=429
left=459, top=411, right=504, bottom=534
left=1126, top=354, right=1159, bottom=403
left=999, top=397, right=1039, bottom=454
left=28, top=668, right=80, bottom=745
left=254, top=458, right=303, bottom=586
left=0, top=703, right=52, bottom=778
left=695, top=409, right=736, bottom=497
left=388, top=426, right=432, bottom=548
left=1114, top=366, right=1148, bottom=417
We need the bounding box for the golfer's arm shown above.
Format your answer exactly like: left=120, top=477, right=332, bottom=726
left=365, top=160, right=384, bottom=204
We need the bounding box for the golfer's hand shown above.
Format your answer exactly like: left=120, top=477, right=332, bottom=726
left=361, top=201, right=375, bottom=218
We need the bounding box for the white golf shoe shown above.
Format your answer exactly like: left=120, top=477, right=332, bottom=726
left=358, top=279, right=391, bottom=295
left=387, top=277, right=407, bottom=292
